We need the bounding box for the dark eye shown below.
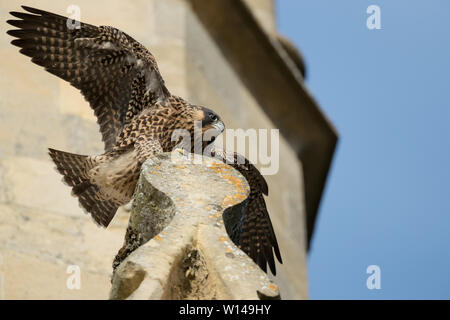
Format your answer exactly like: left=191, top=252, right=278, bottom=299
left=209, top=113, right=218, bottom=121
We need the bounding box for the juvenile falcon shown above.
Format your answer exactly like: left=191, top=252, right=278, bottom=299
left=7, top=6, right=282, bottom=274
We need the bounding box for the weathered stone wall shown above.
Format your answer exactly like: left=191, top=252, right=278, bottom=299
left=184, top=2, right=308, bottom=299
left=0, top=0, right=308, bottom=299
left=243, top=0, right=277, bottom=35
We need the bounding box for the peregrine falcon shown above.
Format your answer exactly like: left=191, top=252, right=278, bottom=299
left=7, top=6, right=282, bottom=274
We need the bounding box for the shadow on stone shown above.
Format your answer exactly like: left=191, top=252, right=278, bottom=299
left=162, top=245, right=222, bottom=299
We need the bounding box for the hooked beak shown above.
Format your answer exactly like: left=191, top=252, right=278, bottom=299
left=212, top=120, right=225, bottom=133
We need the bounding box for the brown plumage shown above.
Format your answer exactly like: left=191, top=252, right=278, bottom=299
left=211, top=149, right=282, bottom=274
left=7, top=6, right=282, bottom=275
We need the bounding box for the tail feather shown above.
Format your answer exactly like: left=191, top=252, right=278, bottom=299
left=48, top=148, right=119, bottom=227
left=48, top=148, right=93, bottom=187
left=78, top=184, right=120, bottom=227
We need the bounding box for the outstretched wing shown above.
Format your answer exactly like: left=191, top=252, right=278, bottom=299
left=212, top=149, right=282, bottom=275
left=7, top=6, right=170, bottom=151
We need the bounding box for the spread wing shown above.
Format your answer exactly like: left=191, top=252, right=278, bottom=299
left=212, top=149, right=282, bottom=275
left=7, top=6, right=170, bottom=151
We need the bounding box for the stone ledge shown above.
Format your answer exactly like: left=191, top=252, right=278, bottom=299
left=110, top=150, right=280, bottom=300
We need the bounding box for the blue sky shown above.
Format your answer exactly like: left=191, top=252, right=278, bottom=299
left=277, top=1, right=450, bottom=299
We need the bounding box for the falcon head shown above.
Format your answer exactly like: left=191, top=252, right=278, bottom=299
left=197, top=107, right=225, bottom=145
left=165, top=99, right=225, bottom=152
